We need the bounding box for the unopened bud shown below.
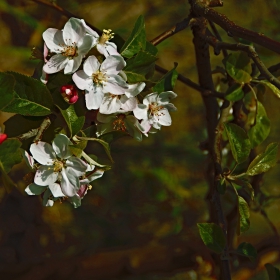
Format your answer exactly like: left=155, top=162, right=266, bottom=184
left=60, top=85, right=79, bottom=104
left=0, top=133, right=7, bottom=144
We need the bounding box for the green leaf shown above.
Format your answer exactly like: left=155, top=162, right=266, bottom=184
left=236, top=242, right=257, bottom=262
left=238, top=196, right=250, bottom=234
left=225, top=83, right=244, bottom=101
left=81, top=151, right=111, bottom=170
left=123, top=50, right=157, bottom=83
left=153, top=63, right=178, bottom=92
left=246, top=142, right=278, bottom=176
left=120, top=15, right=146, bottom=58
left=265, top=263, right=280, bottom=280
left=0, top=72, right=54, bottom=116
left=224, top=52, right=252, bottom=83
left=224, top=123, right=251, bottom=163
left=76, top=136, right=113, bottom=162
left=248, top=101, right=270, bottom=148
left=256, top=80, right=280, bottom=98
left=197, top=223, right=226, bottom=254
left=145, top=41, right=158, bottom=56
left=99, top=131, right=128, bottom=144
left=0, top=139, right=22, bottom=173
left=0, top=72, right=16, bottom=108
left=57, top=104, right=85, bottom=137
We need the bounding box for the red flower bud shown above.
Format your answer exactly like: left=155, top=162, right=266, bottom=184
left=0, top=133, right=7, bottom=144
left=60, top=85, right=79, bottom=104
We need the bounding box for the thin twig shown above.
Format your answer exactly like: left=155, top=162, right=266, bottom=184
left=31, top=0, right=102, bottom=34
left=150, top=16, right=192, bottom=46
left=260, top=209, right=279, bottom=239
left=155, top=64, right=224, bottom=98
left=190, top=0, right=280, bottom=55
left=33, top=117, right=51, bottom=142
left=204, top=33, right=280, bottom=90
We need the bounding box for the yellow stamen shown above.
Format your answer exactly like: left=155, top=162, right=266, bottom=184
left=92, top=70, right=107, bottom=84
left=99, top=29, right=114, bottom=45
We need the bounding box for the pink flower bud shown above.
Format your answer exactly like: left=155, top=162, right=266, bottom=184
left=77, top=184, right=89, bottom=198
left=60, top=85, right=79, bottom=104
left=0, top=133, right=7, bottom=144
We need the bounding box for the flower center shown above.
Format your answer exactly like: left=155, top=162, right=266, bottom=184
left=149, top=102, right=164, bottom=116
left=61, top=42, right=78, bottom=59
left=112, top=114, right=126, bottom=131
left=53, top=160, right=64, bottom=173
left=92, top=70, right=107, bottom=84
left=99, top=29, right=114, bottom=45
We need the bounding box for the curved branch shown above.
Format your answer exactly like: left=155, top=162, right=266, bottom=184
left=150, top=16, right=192, bottom=46
left=203, top=32, right=280, bottom=89
left=190, top=0, right=280, bottom=54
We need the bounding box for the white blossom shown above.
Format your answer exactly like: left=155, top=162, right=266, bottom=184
left=43, top=17, right=94, bottom=74
left=72, top=55, right=128, bottom=110
left=29, top=134, right=88, bottom=197
left=133, top=91, right=177, bottom=134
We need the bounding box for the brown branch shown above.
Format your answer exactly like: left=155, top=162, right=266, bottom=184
left=150, top=16, right=192, bottom=46
left=155, top=64, right=224, bottom=98
left=204, top=33, right=280, bottom=89
left=190, top=0, right=280, bottom=55
left=191, top=16, right=231, bottom=280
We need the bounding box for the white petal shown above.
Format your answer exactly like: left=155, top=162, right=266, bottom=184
left=66, top=156, right=88, bottom=176
left=99, top=94, right=121, bottom=114
left=63, top=18, right=85, bottom=46
left=60, top=168, right=79, bottom=197
left=96, top=44, right=107, bottom=56
left=103, top=75, right=128, bottom=95
left=22, top=150, right=34, bottom=169
left=125, top=82, right=145, bottom=98
left=72, top=70, right=91, bottom=90
left=133, top=104, right=148, bottom=120
left=42, top=28, right=64, bottom=53
left=30, top=142, right=56, bottom=165
left=140, top=119, right=152, bottom=134
left=85, top=169, right=104, bottom=183
left=157, top=108, right=172, bottom=126
left=85, top=87, right=104, bottom=110
left=106, top=42, right=119, bottom=55
left=49, top=183, right=65, bottom=197
left=81, top=19, right=99, bottom=38
left=43, top=54, right=68, bottom=74
left=52, top=134, right=72, bottom=159
left=84, top=56, right=100, bottom=76
left=25, top=183, right=46, bottom=195
left=78, top=34, right=95, bottom=54
left=157, top=91, right=177, bottom=104
left=64, top=55, right=83, bottom=74
left=120, top=96, right=137, bottom=111
left=144, top=92, right=158, bottom=105
left=34, top=165, right=58, bottom=186
left=101, top=55, right=126, bottom=75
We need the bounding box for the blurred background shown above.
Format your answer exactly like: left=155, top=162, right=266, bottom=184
left=1, top=0, right=280, bottom=279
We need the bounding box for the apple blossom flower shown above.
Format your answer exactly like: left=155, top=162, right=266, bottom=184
left=133, top=91, right=177, bottom=134
left=29, top=134, right=88, bottom=197
left=72, top=55, right=128, bottom=110
left=99, top=82, right=145, bottom=114
left=81, top=20, right=119, bottom=57
left=43, top=17, right=94, bottom=74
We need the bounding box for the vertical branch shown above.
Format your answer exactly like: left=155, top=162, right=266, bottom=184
left=191, top=16, right=231, bottom=280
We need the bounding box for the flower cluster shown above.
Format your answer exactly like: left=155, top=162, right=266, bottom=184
left=42, top=17, right=177, bottom=140
left=24, top=134, right=104, bottom=208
